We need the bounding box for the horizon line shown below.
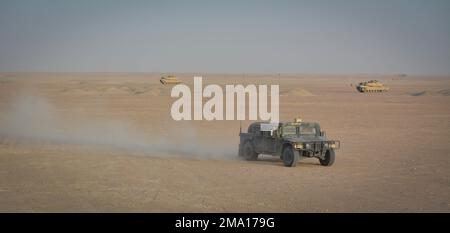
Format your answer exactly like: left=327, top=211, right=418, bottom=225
left=1, top=71, right=450, bottom=77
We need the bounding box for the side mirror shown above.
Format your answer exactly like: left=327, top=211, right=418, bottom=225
left=320, top=131, right=326, bottom=137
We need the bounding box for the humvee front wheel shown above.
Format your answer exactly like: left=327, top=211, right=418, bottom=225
left=319, top=149, right=335, bottom=166
left=282, top=146, right=299, bottom=167
left=243, top=141, right=258, bottom=161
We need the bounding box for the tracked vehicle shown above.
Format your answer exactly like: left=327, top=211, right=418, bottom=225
left=160, top=75, right=182, bottom=85
left=356, top=80, right=389, bottom=93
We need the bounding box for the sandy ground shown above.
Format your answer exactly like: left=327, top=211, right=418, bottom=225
left=0, top=72, right=449, bottom=212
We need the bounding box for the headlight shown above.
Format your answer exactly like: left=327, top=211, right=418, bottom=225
left=294, top=143, right=303, bottom=149
left=330, top=144, right=336, bottom=149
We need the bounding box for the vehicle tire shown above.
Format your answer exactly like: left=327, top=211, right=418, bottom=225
left=282, top=146, right=299, bottom=167
left=319, top=149, right=335, bottom=166
left=243, top=141, right=258, bottom=161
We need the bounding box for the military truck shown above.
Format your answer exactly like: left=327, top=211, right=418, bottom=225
left=238, top=118, right=340, bottom=167
left=356, top=80, right=389, bottom=93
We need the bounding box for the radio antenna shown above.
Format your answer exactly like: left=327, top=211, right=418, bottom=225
left=239, top=120, right=242, bottom=135
left=278, top=73, right=281, bottom=86
left=239, top=73, right=245, bottom=135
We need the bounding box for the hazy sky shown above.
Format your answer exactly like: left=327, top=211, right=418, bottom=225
left=1, top=0, right=449, bottom=74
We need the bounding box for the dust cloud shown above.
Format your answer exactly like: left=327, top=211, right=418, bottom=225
left=0, top=92, right=236, bottom=159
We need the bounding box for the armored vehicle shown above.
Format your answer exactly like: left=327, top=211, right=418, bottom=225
left=160, top=75, right=182, bottom=85
left=238, top=118, right=340, bottom=167
left=356, top=80, right=389, bottom=93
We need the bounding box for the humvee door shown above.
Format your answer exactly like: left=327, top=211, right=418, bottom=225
left=255, top=123, right=278, bottom=154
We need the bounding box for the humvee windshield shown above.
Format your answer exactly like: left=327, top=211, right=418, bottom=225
left=281, top=123, right=317, bottom=137
left=281, top=125, right=297, bottom=136
left=299, top=125, right=316, bottom=135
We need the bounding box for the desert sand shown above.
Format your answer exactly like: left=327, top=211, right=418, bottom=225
left=0, top=72, right=449, bottom=212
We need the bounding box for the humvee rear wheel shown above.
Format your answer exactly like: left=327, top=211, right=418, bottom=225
left=282, top=146, right=299, bottom=167
left=319, top=149, right=335, bottom=166
left=243, top=141, right=258, bottom=161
